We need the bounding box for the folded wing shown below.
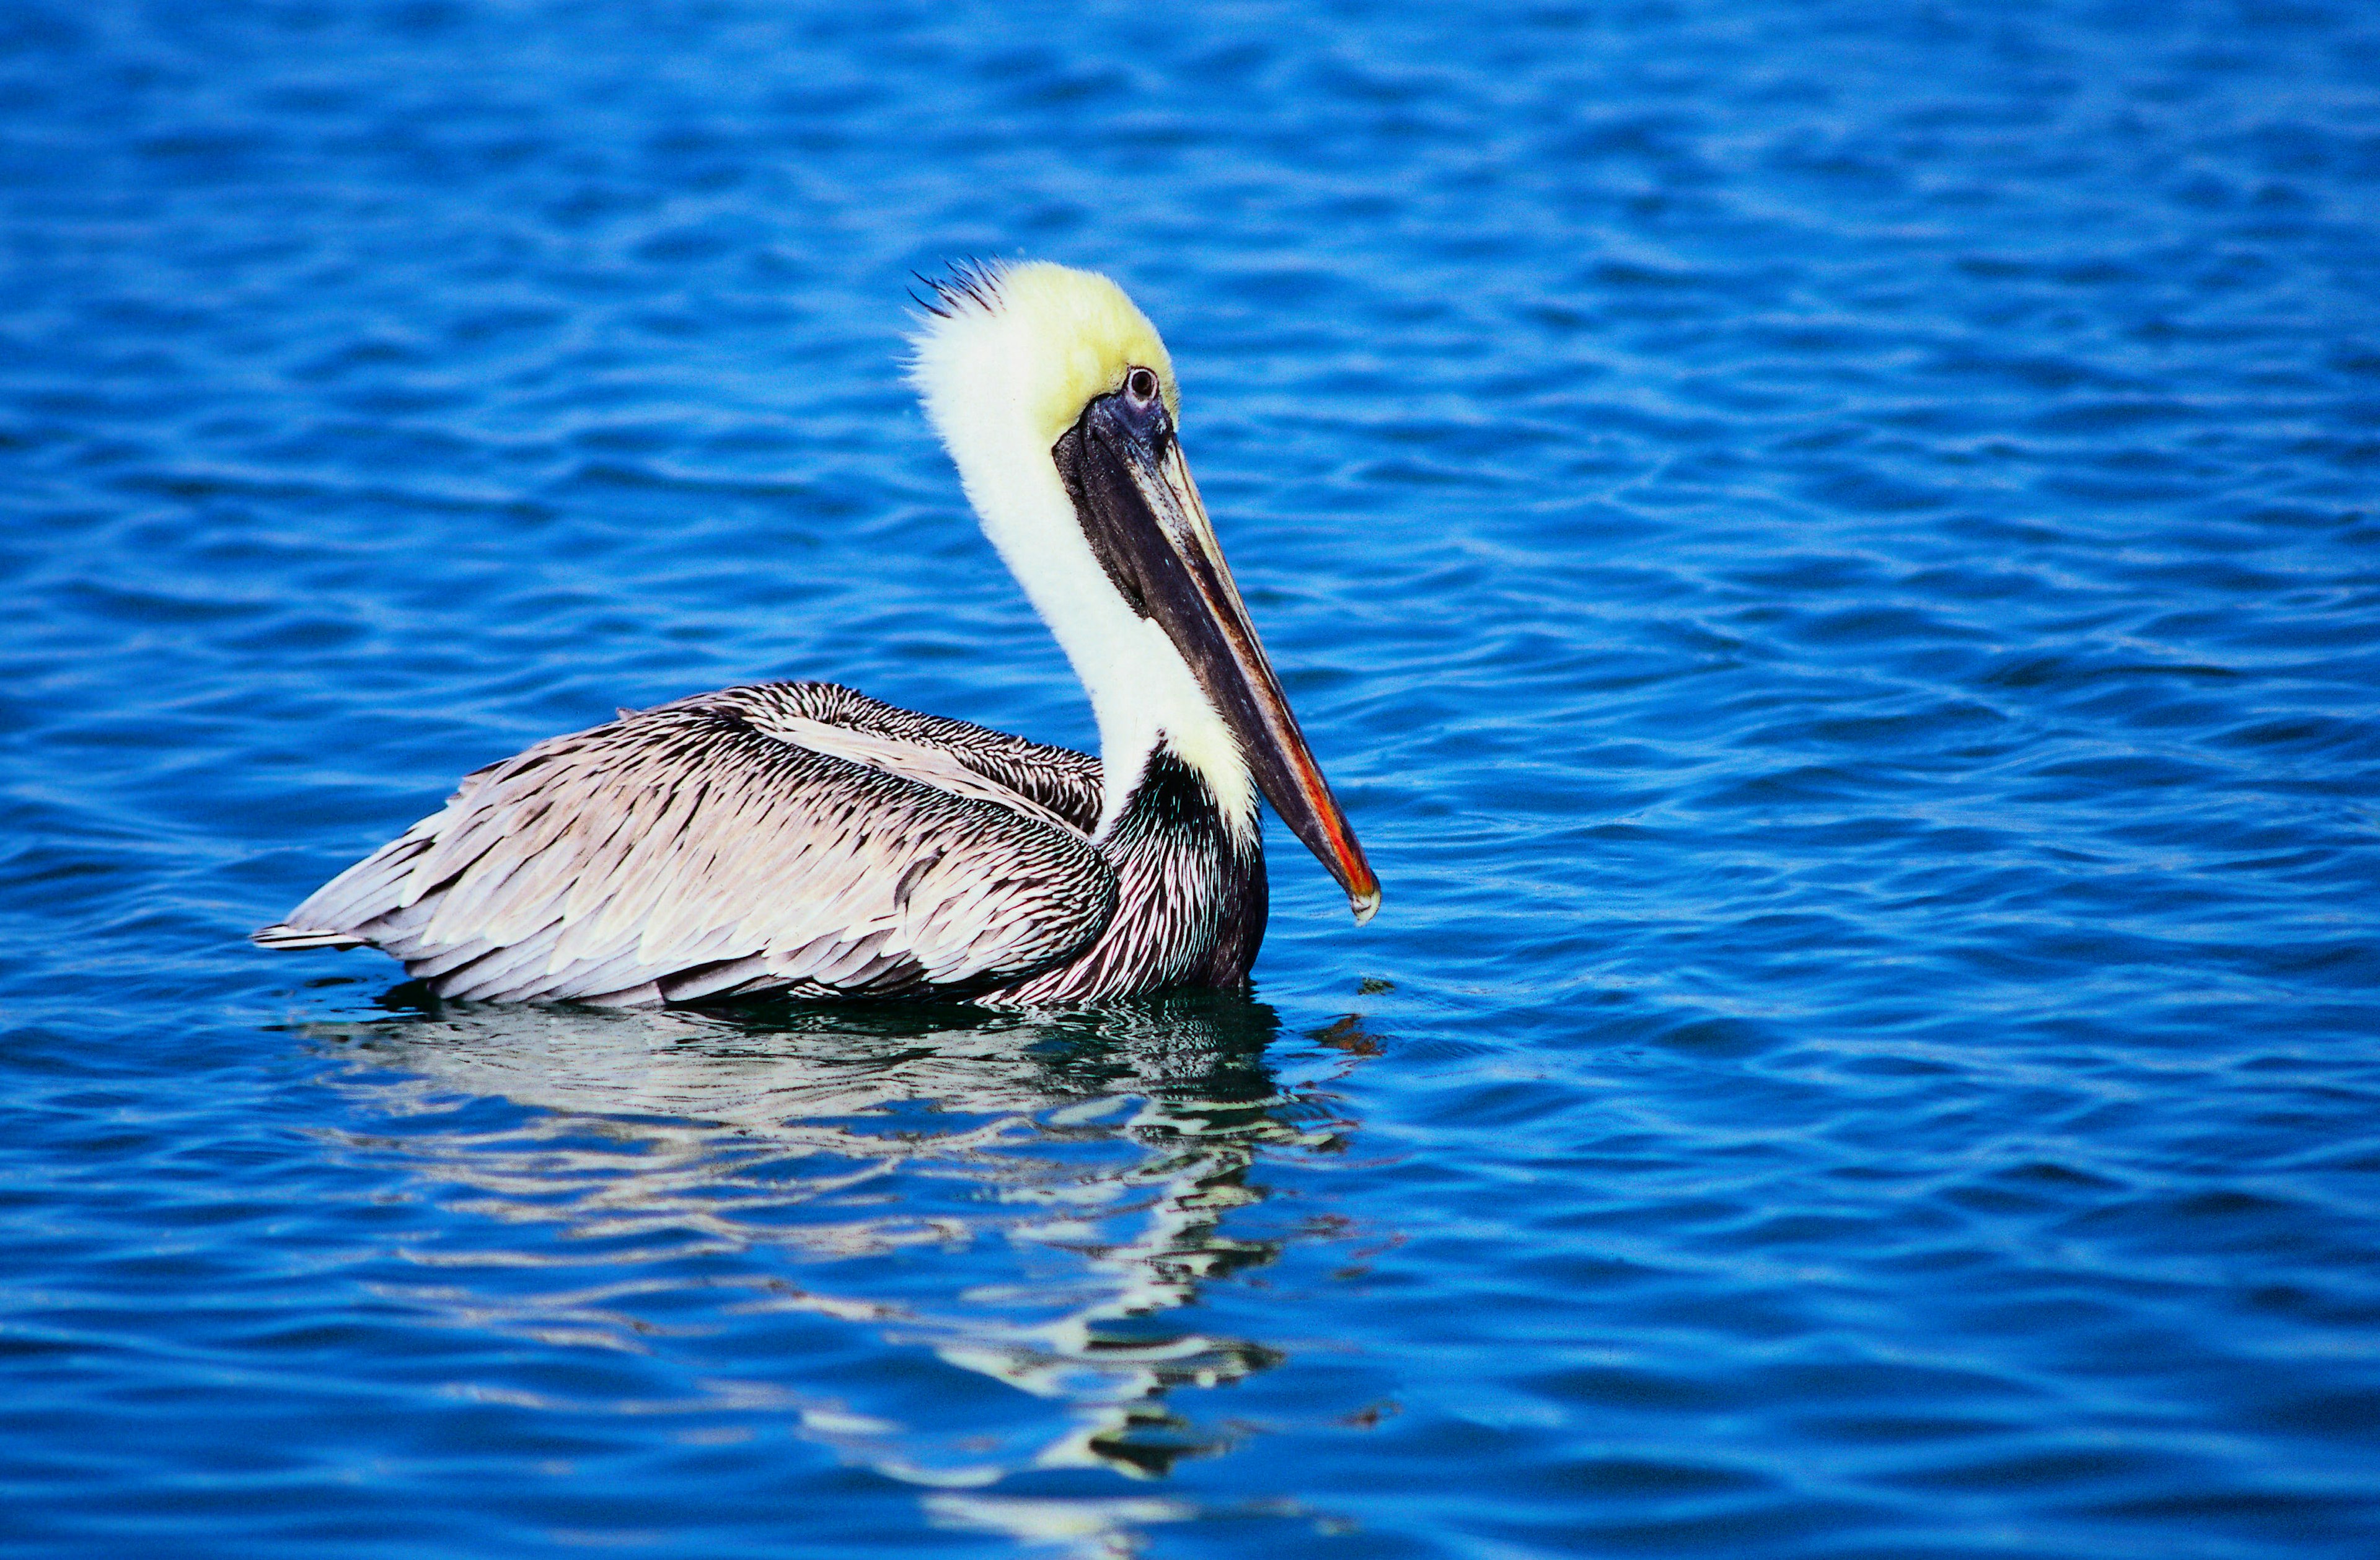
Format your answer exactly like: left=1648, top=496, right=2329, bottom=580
left=254, top=683, right=1116, bottom=1005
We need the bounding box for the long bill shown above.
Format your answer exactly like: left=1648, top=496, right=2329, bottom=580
left=1056, top=390, right=1382, bottom=923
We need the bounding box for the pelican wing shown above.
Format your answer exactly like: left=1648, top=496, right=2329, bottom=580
left=254, top=684, right=1116, bottom=1005
left=689, top=682, right=1103, bottom=834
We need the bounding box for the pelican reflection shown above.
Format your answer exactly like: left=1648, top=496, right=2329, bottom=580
left=298, top=991, right=1379, bottom=1488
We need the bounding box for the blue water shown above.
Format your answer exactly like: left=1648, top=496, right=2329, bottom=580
left=5, top=1, right=2378, bottom=1554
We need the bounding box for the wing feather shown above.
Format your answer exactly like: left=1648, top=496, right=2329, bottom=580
left=257, top=685, right=1116, bottom=1003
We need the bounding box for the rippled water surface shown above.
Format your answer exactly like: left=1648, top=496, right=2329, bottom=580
left=6, top=2, right=2379, bottom=1555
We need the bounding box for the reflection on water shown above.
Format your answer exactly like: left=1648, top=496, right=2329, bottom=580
left=301, top=991, right=1376, bottom=1507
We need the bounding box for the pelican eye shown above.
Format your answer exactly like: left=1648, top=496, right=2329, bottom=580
left=1124, top=366, right=1160, bottom=405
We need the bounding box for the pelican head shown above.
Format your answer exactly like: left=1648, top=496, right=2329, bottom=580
left=910, top=260, right=1379, bottom=923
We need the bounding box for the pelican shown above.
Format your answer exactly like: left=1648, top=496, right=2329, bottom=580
left=255, top=261, right=1379, bottom=1006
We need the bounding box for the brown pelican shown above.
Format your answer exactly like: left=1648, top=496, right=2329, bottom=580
left=255, top=261, right=1379, bottom=1006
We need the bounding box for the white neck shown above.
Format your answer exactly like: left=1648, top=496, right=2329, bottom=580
left=947, top=424, right=1256, bottom=839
